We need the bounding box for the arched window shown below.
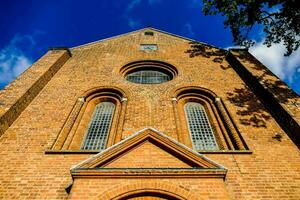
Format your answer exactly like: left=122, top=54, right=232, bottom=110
left=184, top=102, right=218, bottom=150
left=126, top=70, right=171, bottom=84
left=50, top=87, right=127, bottom=152
left=81, top=102, right=115, bottom=150
left=172, top=86, right=248, bottom=151
left=120, top=60, right=178, bottom=85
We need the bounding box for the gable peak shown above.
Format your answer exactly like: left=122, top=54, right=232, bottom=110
left=71, top=27, right=223, bottom=50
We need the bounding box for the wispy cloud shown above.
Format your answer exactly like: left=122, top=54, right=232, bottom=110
left=127, top=18, right=141, bottom=29
left=0, top=34, right=37, bottom=88
left=126, top=0, right=141, bottom=12
left=124, top=0, right=161, bottom=29
left=123, top=0, right=142, bottom=29
left=182, top=23, right=195, bottom=38
left=249, top=41, right=300, bottom=84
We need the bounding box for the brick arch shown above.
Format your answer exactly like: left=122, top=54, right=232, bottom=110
left=119, top=59, right=179, bottom=76
left=81, top=86, right=130, bottom=101
left=80, top=86, right=129, bottom=146
left=117, top=60, right=179, bottom=85
left=170, top=85, right=218, bottom=100
left=171, top=85, right=248, bottom=151
left=98, top=182, right=200, bottom=200
left=51, top=86, right=129, bottom=150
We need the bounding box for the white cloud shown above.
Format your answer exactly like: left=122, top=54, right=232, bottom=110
left=182, top=23, right=195, bottom=38
left=249, top=41, right=300, bottom=84
left=123, top=0, right=142, bottom=29
left=13, top=56, right=31, bottom=76
left=0, top=34, right=33, bottom=87
left=126, top=0, right=141, bottom=12
left=124, top=0, right=160, bottom=29
left=127, top=18, right=141, bottom=29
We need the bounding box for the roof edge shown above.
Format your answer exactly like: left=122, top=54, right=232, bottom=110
left=70, top=27, right=225, bottom=51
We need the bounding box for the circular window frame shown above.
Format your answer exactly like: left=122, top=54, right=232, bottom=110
left=120, top=60, right=178, bottom=84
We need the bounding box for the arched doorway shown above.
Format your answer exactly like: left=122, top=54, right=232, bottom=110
left=119, top=191, right=182, bottom=200
left=98, top=182, right=199, bottom=200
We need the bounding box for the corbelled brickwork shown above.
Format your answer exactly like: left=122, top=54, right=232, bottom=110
left=0, top=28, right=299, bottom=199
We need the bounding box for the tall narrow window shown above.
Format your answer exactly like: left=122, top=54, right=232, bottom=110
left=184, top=102, right=218, bottom=150
left=81, top=102, right=115, bottom=150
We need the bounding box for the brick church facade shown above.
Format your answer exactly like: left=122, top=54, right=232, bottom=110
left=0, top=28, right=299, bottom=199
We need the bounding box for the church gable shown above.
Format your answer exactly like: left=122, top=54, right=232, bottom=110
left=71, top=27, right=222, bottom=52
left=68, top=128, right=228, bottom=198
left=102, top=139, right=192, bottom=168
left=71, top=128, right=226, bottom=170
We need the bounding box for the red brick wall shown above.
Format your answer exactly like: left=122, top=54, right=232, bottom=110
left=0, top=29, right=299, bottom=199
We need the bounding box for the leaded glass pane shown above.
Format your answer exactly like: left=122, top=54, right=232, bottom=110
left=81, top=102, right=115, bottom=150
left=126, top=70, right=170, bottom=84
left=184, top=102, right=218, bottom=150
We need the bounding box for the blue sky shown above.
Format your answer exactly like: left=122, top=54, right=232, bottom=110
left=0, top=0, right=299, bottom=95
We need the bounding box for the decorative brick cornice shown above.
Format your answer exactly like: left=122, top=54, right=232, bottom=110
left=71, top=168, right=227, bottom=179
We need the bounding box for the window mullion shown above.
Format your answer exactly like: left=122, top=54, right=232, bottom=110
left=184, top=102, right=218, bottom=150
left=82, top=102, right=115, bottom=150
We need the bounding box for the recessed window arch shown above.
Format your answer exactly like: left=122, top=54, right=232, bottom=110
left=51, top=87, right=128, bottom=152
left=126, top=69, right=171, bottom=84
left=172, top=86, right=248, bottom=151
left=121, top=60, right=178, bottom=84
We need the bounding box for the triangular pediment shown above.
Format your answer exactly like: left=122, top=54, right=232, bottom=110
left=102, top=139, right=194, bottom=168
left=71, top=128, right=225, bottom=170
left=71, top=27, right=222, bottom=51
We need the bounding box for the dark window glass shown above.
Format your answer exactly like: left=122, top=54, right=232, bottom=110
left=144, top=31, right=154, bottom=36
left=184, top=102, right=218, bottom=150
left=126, top=70, right=171, bottom=84
left=81, top=102, right=115, bottom=150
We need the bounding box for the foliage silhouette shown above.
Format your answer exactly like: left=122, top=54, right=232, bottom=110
left=185, top=41, right=226, bottom=58
left=227, top=87, right=271, bottom=127
left=185, top=43, right=299, bottom=128
left=202, top=0, right=300, bottom=56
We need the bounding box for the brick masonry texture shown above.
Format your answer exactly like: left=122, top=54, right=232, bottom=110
left=0, top=50, right=71, bottom=137
left=0, top=28, right=299, bottom=199
left=103, top=140, right=191, bottom=168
